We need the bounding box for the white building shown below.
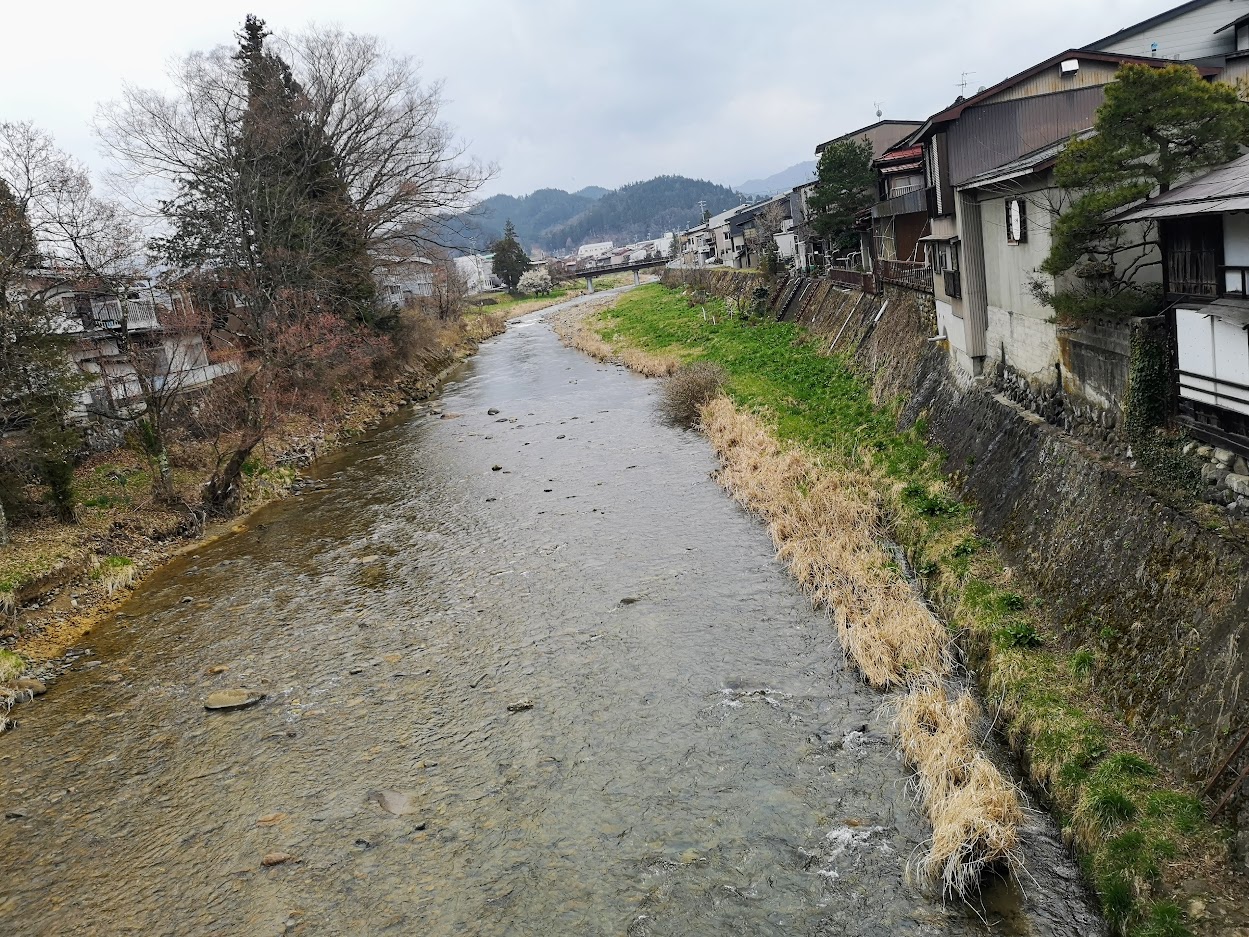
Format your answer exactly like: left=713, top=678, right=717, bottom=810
left=454, top=254, right=498, bottom=294
left=31, top=273, right=233, bottom=423
left=577, top=241, right=614, bottom=261
left=376, top=256, right=435, bottom=307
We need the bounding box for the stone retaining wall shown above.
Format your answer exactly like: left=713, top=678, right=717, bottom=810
left=662, top=268, right=1249, bottom=825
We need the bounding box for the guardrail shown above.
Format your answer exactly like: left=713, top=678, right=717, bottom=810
left=825, top=267, right=876, bottom=293
left=879, top=259, right=934, bottom=294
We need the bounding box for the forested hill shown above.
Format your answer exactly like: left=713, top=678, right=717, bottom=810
left=449, top=176, right=742, bottom=254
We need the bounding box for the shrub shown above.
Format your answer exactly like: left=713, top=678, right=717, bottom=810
left=517, top=268, right=552, bottom=295
left=659, top=362, right=726, bottom=428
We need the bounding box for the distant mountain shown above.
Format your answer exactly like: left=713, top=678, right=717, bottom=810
left=738, top=160, right=817, bottom=196
left=448, top=176, right=744, bottom=254
left=451, top=187, right=594, bottom=251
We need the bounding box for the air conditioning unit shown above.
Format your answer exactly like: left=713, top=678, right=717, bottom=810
left=1060, top=59, right=1080, bottom=76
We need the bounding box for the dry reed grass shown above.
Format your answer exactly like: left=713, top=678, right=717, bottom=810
left=700, top=397, right=948, bottom=688
left=660, top=362, right=725, bottom=427
left=620, top=346, right=679, bottom=377
left=552, top=313, right=678, bottom=376
left=896, top=683, right=1024, bottom=897
left=699, top=396, right=1022, bottom=898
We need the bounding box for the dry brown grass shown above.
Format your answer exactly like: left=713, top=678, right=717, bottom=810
left=701, top=398, right=948, bottom=688
left=557, top=321, right=616, bottom=362
left=659, top=362, right=725, bottom=427
left=699, top=396, right=1022, bottom=898
left=619, top=346, right=680, bottom=377
left=550, top=306, right=679, bottom=376
left=463, top=312, right=507, bottom=341
left=896, top=683, right=1024, bottom=897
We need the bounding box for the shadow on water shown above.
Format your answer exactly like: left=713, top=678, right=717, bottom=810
left=0, top=297, right=1102, bottom=935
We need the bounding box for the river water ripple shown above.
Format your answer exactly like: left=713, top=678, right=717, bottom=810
left=0, top=294, right=1102, bottom=935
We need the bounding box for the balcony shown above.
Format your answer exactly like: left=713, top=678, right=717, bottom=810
left=825, top=266, right=877, bottom=294
left=943, top=269, right=962, bottom=298
left=880, top=258, right=934, bottom=294
left=873, top=187, right=929, bottom=219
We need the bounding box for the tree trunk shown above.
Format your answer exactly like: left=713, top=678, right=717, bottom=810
left=202, top=388, right=265, bottom=516
left=138, top=417, right=177, bottom=504
left=0, top=499, right=8, bottom=546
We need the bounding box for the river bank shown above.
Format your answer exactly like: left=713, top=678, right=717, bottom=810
left=551, top=282, right=1249, bottom=937
left=0, top=289, right=1093, bottom=936
left=0, top=307, right=523, bottom=711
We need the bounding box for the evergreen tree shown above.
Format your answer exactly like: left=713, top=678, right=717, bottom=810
left=156, top=15, right=375, bottom=324
left=807, top=139, right=876, bottom=255
left=491, top=220, right=529, bottom=292
left=1039, top=63, right=1249, bottom=324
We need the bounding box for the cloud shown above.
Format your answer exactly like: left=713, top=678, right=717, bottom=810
left=0, top=0, right=1176, bottom=196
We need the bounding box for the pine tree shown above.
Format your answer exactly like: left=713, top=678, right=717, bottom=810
left=1039, top=63, right=1249, bottom=324
left=491, top=220, right=529, bottom=292
left=807, top=139, right=876, bottom=256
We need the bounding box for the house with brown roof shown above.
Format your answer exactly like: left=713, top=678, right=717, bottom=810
left=909, top=48, right=1219, bottom=401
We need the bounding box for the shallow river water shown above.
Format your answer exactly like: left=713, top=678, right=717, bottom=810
left=0, top=293, right=1102, bottom=935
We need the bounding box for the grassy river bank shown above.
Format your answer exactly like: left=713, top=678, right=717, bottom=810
left=0, top=300, right=560, bottom=703
left=553, top=281, right=1244, bottom=937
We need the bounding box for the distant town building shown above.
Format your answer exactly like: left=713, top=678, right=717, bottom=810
left=577, top=241, right=614, bottom=261
left=455, top=254, right=498, bottom=294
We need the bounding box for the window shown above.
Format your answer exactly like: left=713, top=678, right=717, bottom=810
left=933, top=240, right=959, bottom=273
left=1006, top=198, right=1028, bottom=244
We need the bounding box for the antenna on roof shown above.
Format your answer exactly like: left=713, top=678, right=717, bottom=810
left=874, top=101, right=884, bottom=118
left=958, top=71, right=976, bottom=96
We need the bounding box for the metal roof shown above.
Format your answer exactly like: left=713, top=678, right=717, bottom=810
left=814, top=119, right=923, bottom=155
left=918, top=50, right=1221, bottom=133
left=1084, top=0, right=1224, bottom=49
left=1117, top=153, right=1249, bottom=220
left=1214, top=12, right=1249, bottom=33
left=955, top=132, right=1091, bottom=189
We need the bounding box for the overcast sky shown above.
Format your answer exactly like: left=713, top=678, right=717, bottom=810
left=2, top=0, right=1181, bottom=197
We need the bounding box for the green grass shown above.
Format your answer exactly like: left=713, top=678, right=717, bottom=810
left=90, top=555, right=134, bottom=580
left=593, top=282, right=1223, bottom=937
left=0, top=648, right=23, bottom=682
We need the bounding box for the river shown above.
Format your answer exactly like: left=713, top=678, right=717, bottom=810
left=0, top=292, right=1101, bottom=935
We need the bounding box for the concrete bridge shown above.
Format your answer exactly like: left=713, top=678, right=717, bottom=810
left=574, top=256, right=670, bottom=292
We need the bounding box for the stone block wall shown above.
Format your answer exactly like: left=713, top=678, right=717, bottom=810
left=661, top=268, right=1249, bottom=804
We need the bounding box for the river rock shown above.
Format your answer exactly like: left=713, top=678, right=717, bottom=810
left=369, top=790, right=420, bottom=816
left=507, top=699, right=534, bottom=713
left=261, top=852, right=294, bottom=867
left=1227, top=473, right=1249, bottom=497
left=204, top=689, right=266, bottom=711
left=14, top=678, right=46, bottom=696
left=487, top=408, right=500, bottom=416
left=492, top=465, right=502, bottom=472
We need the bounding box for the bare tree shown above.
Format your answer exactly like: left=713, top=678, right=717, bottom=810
left=427, top=254, right=468, bottom=321
left=96, top=17, right=489, bottom=513
left=744, top=200, right=790, bottom=276
left=1, top=121, right=201, bottom=506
